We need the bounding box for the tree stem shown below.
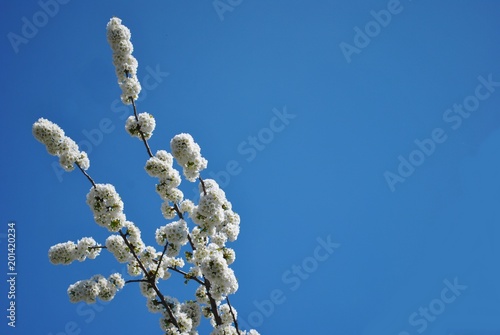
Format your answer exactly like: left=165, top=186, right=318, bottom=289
left=227, top=296, right=241, bottom=335
left=76, top=162, right=96, bottom=188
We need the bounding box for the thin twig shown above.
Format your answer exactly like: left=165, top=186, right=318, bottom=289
left=199, top=177, right=207, bottom=196
left=154, top=242, right=169, bottom=280
left=88, top=246, right=107, bottom=250
left=168, top=266, right=205, bottom=285
left=119, top=230, right=180, bottom=330
left=125, top=279, right=148, bottom=284
left=226, top=296, right=241, bottom=335
left=76, top=163, right=96, bottom=188
left=173, top=203, right=184, bottom=220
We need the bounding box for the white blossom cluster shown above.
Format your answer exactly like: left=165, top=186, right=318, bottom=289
left=145, top=150, right=184, bottom=217
left=125, top=112, right=156, bottom=140
left=211, top=327, right=259, bottom=335
left=207, top=304, right=259, bottom=335
left=158, top=297, right=202, bottom=335
left=86, top=183, right=126, bottom=232
left=48, top=237, right=100, bottom=265
left=103, top=221, right=185, bottom=283
left=106, top=17, right=141, bottom=104
left=199, top=250, right=238, bottom=302
left=32, top=118, right=90, bottom=171
left=180, top=179, right=243, bottom=322
left=67, top=273, right=125, bottom=303
left=190, top=179, right=240, bottom=246
left=105, top=234, right=135, bottom=263
left=155, top=219, right=189, bottom=257
left=170, top=133, right=208, bottom=182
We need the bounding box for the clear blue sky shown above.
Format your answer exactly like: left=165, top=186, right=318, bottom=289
left=2, top=1, right=500, bottom=334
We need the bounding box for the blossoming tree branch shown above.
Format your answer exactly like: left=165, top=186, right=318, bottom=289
left=33, top=17, right=259, bottom=335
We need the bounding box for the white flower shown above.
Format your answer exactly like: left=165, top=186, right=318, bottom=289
left=48, top=238, right=100, bottom=265
left=161, top=202, right=177, bottom=220
left=170, top=133, right=207, bottom=182
left=138, top=246, right=159, bottom=266
left=67, top=273, right=124, bottom=304
left=68, top=278, right=99, bottom=304
left=105, top=235, right=132, bottom=263
left=156, top=183, right=184, bottom=203
left=145, top=151, right=178, bottom=180
left=107, top=17, right=141, bottom=104
left=140, top=281, right=157, bottom=299
left=210, top=325, right=238, bottom=335
left=76, top=151, right=90, bottom=170
left=106, top=17, right=131, bottom=46
left=156, top=150, right=174, bottom=163
left=147, top=298, right=165, bottom=313
left=32, top=118, right=90, bottom=171
left=75, top=237, right=100, bottom=261
left=124, top=221, right=145, bottom=252
left=181, top=301, right=201, bottom=329
left=243, top=330, right=260, bottom=335
left=222, top=247, right=235, bottom=265
left=120, top=77, right=142, bottom=104
left=218, top=303, right=236, bottom=325
left=180, top=199, right=195, bottom=215
left=86, top=184, right=126, bottom=232
left=32, top=117, right=64, bottom=154
left=127, top=260, right=142, bottom=277
left=125, top=112, right=156, bottom=139
left=195, top=285, right=209, bottom=305
left=176, top=311, right=193, bottom=333
left=155, top=220, right=188, bottom=246
left=48, top=241, right=77, bottom=265
left=199, top=253, right=238, bottom=301
left=108, top=273, right=125, bottom=289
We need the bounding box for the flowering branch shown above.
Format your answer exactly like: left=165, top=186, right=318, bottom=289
left=118, top=230, right=181, bottom=330
left=130, top=98, right=153, bottom=158
left=34, top=16, right=260, bottom=335
left=168, top=266, right=205, bottom=285
left=227, top=296, right=241, bottom=335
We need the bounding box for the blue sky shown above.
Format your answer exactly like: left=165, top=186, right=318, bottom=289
left=2, top=1, right=500, bottom=334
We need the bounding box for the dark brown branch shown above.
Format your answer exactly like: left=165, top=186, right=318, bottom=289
left=205, top=278, right=223, bottom=326
left=226, top=296, right=241, bottom=335
left=118, top=230, right=180, bottom=330
left=199, top=177, right=207, bottom=196
left=76, top=162, right=96, bottom=188
left=125, top=278, right=148, bottom=284
left=173, top=203, right=184, bottom=220
left=168, top=266, right=205, bottom=285
left=173, top=203, right=196, bottom=251
left=154, top=242, right=169, bottom=280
